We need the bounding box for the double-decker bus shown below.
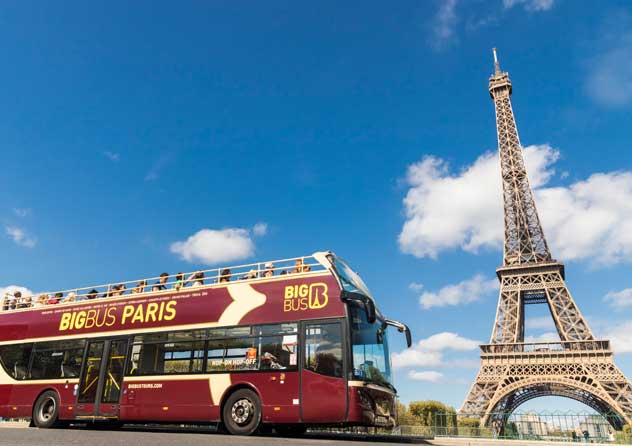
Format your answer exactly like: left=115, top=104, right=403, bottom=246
left=0, top=251, right=411, bottom=435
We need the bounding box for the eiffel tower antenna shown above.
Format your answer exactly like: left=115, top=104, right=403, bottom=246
left=460, top=48, right=632, bottom=431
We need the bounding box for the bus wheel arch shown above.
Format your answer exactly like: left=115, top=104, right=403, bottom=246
left=31, top=389, right=62, bottom=429
left=220, top=385, right=262, bottom=436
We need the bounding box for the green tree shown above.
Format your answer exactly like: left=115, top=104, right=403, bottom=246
left=395, top=401, right=415, bottom=425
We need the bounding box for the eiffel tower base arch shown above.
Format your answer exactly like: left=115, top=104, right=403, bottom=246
left=461, top=343, right=632, bottom=430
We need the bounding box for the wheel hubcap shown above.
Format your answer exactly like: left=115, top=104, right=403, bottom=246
left=231, top=398, right=254, bottom=425
left=39, top=397, right=56, bottom=422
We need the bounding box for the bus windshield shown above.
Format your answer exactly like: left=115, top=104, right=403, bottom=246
left=329, top=255, right=374, bottom=300
left=349, top=304, right=393, bottom=388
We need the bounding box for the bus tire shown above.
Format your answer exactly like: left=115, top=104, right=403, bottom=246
left=222, top=388, right=262, bottom=436
left=32, top=390, right=61, bottom=429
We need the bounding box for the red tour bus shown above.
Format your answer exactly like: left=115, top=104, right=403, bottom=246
left=0, top=251, right=411, bottom=435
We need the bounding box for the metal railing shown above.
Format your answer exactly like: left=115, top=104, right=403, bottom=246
left=480, top=340, right=612, bottom=354
left=433, top=411, right=632, bottom=444
left=0, top=254, right=325, bottom=312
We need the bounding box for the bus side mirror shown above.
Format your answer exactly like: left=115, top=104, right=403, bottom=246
left=385, top=319, right=412, bottom=348
left=365, top=299, right=376, bottom=324
left=404, top=326, right=412, bottom=348
left=341, top=291, right=377, bottom=324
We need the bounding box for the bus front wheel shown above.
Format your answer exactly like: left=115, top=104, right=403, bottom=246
left=32, top=390, right=61, bottom=429
left=222, top=389, right=262, bottom=436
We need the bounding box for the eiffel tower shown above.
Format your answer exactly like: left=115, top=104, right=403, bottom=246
left=460, top=49, right=632, bottom=429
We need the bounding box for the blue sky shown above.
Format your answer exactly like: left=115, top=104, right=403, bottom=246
left=2, top=0, right=632, bottom=411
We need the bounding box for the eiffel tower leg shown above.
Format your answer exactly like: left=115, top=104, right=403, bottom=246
left=491, top=276, right=523, bottom=344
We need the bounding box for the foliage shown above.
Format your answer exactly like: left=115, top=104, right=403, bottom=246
left=408, top=400, right=454, bottom=426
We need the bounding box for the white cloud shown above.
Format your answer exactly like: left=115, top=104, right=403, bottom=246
left=408, top=370, right=444, bottom=383
left=0, top=285, right=34, bottom=299
left=418, top=274, right=498, bottom=309
left=399, top=144, right=632, bottom=266
left=5, top=226, right=36, bottom=248
left=252, top=222, right=268, bottom=237
left=605, top=321, right=632, bottom=354
left=145, top=152, right=172, bottom=181
left=503, top=0, right=554, bottom=11
left=170, top=228, right=257, bottom=265
left=430, top=0, right=458, bottom=51
left=409, top=282, right=424, bottom=292
left=392, top=331, right=480, bottom=369
left=418, top=332, right=481, bottom=351
left=13, top=208, right=31, bottom=218
left=103, top=151, right=120, bottom=162
left=585, top=16, right=632, bottom=107
left=605, top=289, right=632, bottom=308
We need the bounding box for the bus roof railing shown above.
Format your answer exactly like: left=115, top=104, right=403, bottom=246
left=0, top=254, right=327, bottom=311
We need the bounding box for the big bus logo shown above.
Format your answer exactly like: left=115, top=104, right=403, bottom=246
left=283, top=283, right=328, bottom=312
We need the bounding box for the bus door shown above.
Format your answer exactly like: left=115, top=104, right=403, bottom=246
left=75, top=338, right=128, bottom=419
left=300, top=321, right=347, bottom=422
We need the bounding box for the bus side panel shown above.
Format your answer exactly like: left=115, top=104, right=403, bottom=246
left=0, top=384, right=11, bottom=418
left=0, top=382, right=77, bottom=420
left=120, top=378, right=215, bottom=422
left=230, top=371, right=300, bottom=423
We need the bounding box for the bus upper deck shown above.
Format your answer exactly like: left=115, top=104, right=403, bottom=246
left=1, top=254, right=326, bottom=312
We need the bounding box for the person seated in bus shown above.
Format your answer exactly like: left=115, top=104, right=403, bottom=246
left=86, top=289, right=98, bottom=300
left=292, top=258, right=311, bottom=274
left=110, top=284, right=126, bottom=297
left=186, top=271, right=204, bottom=287
left=244, top=269, right=258, bottom=280
left=64, top=292, right=76, bottom=303
left=174, top=273, right=184, bottom=291
left=132, top=279, right=147, bottom=294
left=262, top=263, right=275, bottom=278
left=260, top=352, right=285, bottom=370
left=48, top=292, right=63, bottom=305
left=152, top=272, right=169, bottom=291
left=35, top=294, right=48, bottom=307
left=17, top=293, right=32, bottom=309
left=219, top=268, right=231, bottom=283
left=5, top=292, right=18, bottom=310
left=1, top=294, right=9, bottom=311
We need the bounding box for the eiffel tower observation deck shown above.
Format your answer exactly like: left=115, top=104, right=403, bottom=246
left=460, top=49, right=632, bottom=430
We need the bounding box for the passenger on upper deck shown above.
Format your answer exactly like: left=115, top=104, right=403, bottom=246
left=48, top=292, right=63, bottom=305
left=64, top=292, right=76, bottom=303
left=174, top=273, right=184, bottom=291
left=245, top=269, right=258, bottom=280
left=263, top=263, right=275, bottom=278
left=86, top=289, right=98, bottom=300
left=292, top=258, right=311, bottom=274
left=132, top=280, right=147, bottom=294
left=111, top=284, right=126, bottom=297
left=17, top=293, right=31, bottom=309
left=152, top=272, right=169, bottom=291
left=35, top=294, right=48, bottom=307
left=219, top=268, right=231, bottom=283
left=4, top=292, right=18, bottom=310
left=187, top=271, right=204, bottom=287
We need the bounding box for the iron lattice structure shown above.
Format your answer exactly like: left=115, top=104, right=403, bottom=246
left=460, top=50, right=632, bottom=429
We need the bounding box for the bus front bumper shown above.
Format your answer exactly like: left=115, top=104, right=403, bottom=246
left=347, top=381, right=396, bottom=428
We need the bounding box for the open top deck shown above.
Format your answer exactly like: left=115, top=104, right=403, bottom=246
left=1, top=253, right=329, bottom=312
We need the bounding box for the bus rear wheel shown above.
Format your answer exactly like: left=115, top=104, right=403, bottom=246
left=222, top=389, right=261, bottom=436
left=32, top=391, right=61, bottom=429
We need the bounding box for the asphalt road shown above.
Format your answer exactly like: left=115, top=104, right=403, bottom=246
left=0, top=427, right=430, bottom=446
